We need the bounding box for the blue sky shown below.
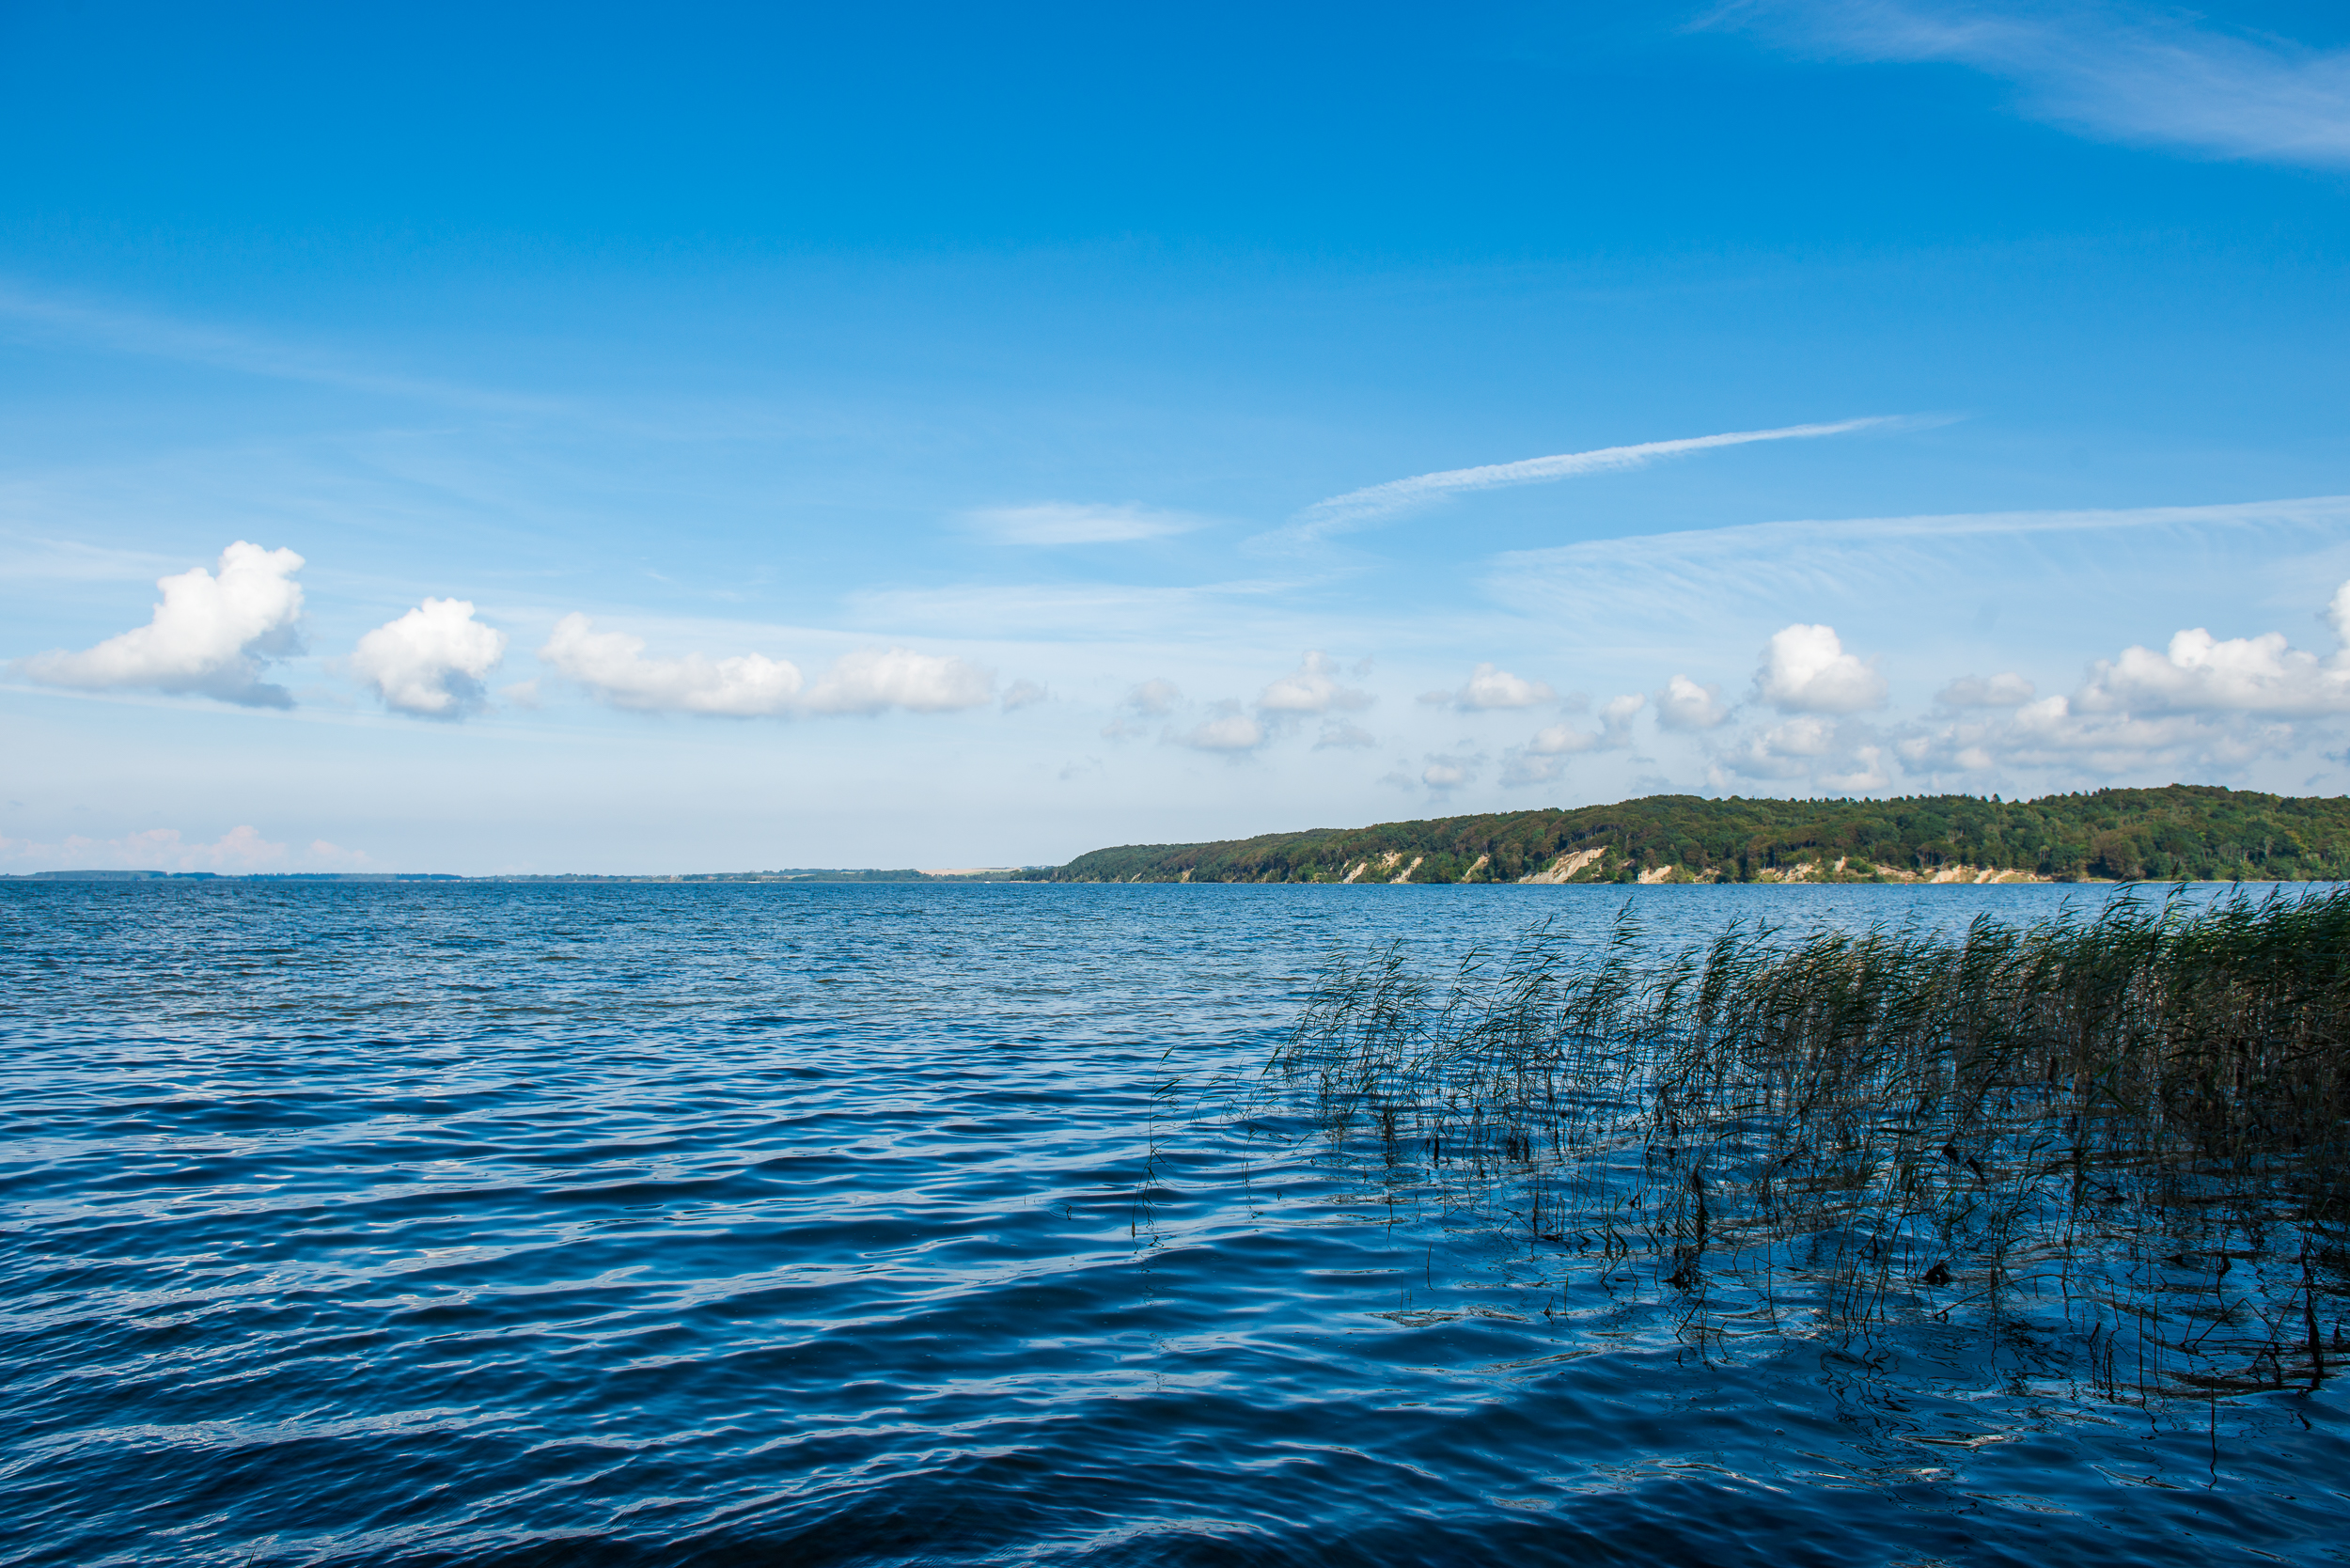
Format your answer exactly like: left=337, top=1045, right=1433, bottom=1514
left=6, top=0, right=2350, bottom=873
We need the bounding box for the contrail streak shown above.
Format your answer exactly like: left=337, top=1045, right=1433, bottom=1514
left=1289, top=416, right=1904, bottom=540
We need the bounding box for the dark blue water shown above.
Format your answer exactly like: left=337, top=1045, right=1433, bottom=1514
left=3, top=882, right=2342, bottom=1565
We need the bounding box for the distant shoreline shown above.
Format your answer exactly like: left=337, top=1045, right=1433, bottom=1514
left=4, top=870, right=2334, bottom=888
left=1042, top=784, right=2350, bottom=886
left=0, top=868, right=1041, bottom=885
left=14, top=784, right=2349, bottom=886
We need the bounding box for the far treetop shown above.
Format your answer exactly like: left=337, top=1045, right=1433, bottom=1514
left=1028, top=786, right=2349, bottom=886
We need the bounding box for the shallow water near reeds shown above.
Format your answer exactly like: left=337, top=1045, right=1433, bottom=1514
left=3, top=881, right=2343, bottom=1566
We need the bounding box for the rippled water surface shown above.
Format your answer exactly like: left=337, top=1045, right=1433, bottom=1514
left=3, top=881, right=2343, bottom=1565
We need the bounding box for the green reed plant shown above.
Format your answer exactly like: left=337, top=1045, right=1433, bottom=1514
left=1258, top=886, right=2350, bottom=1388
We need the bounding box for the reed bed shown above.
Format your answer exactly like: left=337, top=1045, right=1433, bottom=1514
left=1254, top=887, right=2350, bottom=1395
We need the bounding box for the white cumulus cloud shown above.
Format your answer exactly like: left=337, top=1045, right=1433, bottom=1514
left=800, top=648, right=994, bottom=714
left=1655, top=673, right=1731, bottom=730
left=1418, top=751, right=1482, bottom=791
left=1898, top=698, right=2279, bottom=778
left=1708, top=714, right=1885, bottom=790
left=1527, top=723, right=1601, bottom=757
left=1599, top=693, right=1646, bottom=739
left=1179, top=702, right=1266, bottom=753
left=2329, top=579, right=2350, bottom=646
left=351, top=598, right=508, bottom=718
left=1389, top=750, right=1490, bottom=790
left=535, top=620, right=993, bottom=719
left=1898, top=578, right=2350, bottom=781
left=540, top=615, right=804, bottom=715
left=1521, top=693, right=1645, bottom=760
left=1425, top=663, right=1558, bottom=711
left=15, top=541, right=306, bottom=707
left=1936, top=672, right=2036, bottom=708
left=1500, top=753, right=1564, bottom=787
left=1505, top=694, right=1644, bottom=785
left=1125, top=679, right=1183, bottom=716
left=1757, top=623, right=1888, bottom=713
left=2077, top=626, right=2350, bottom=717
left=1258, top=651, right=1373, bottom=714
left=1818, top=744, right=1892, bottom=792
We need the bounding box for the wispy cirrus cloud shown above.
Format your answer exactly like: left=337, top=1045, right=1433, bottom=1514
left=961, top=502, right=1212, bottom=545
left=1263, top=416, right=1905, bottom=549
left=1484, top=494, right=2350, bottom=635
left=0, top=278, right=556, bottom=412
left=1712, top=1, right=2350, bottom=167
left=839, top=576, right=1306, bottom=642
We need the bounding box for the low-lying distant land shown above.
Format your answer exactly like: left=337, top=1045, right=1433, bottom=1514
left=5, top=867, right=1039, bottom=884
left=12, top=786, right=2346, bottom=886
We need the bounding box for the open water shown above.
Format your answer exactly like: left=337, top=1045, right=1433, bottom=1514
left=2, top=881, right=2342, bottom=1566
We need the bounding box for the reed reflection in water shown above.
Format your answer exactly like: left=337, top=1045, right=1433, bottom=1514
left=1243, top=886, right=2350, bottom=1403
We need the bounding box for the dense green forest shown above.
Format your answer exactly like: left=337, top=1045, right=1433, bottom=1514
left=1030, top=786, right=2350, bottom=886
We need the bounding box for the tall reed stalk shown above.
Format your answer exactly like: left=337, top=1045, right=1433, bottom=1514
left=1258, top=887, right=2350, bottom=1392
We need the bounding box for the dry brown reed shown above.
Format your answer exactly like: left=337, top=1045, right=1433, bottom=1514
left=1258, top=886, right=2350, bottom=1393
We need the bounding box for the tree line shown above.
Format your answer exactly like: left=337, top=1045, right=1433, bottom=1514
left=1027, top=785, right=2350, bottom=885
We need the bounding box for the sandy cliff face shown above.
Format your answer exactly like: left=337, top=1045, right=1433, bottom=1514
left=1520, top=846, right=1606, bottom=884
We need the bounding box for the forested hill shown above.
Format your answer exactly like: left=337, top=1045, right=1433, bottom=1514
left=1034, top=786, right=2350, bottom=886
